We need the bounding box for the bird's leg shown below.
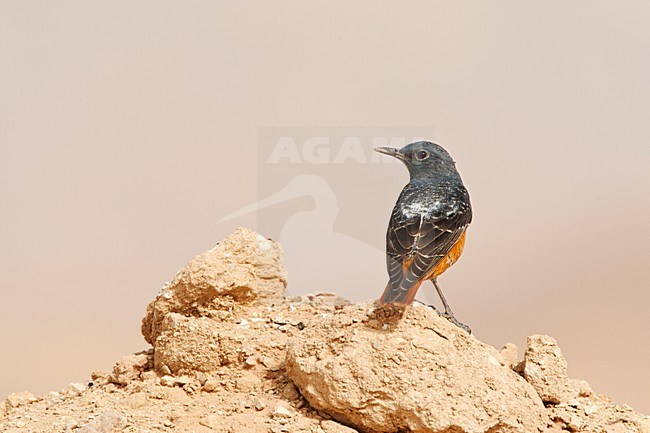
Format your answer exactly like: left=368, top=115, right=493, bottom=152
left=432, top=279, right=471, bottom=334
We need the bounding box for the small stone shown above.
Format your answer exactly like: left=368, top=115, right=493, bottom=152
left=90, top=370, right=110, bottom=385
left=175, top=376, right=192, bottom=385
left=567, top=414, right=583, bottom=431
left=5, top=391, right=37, bottom=408
left=584, top=404, right=599, bottom=416
left=163, top=419, right=173, bottom=427
left=500, top=343, right=519, bottom=367
left=15, top=420, right=26, bottom=428
left=244, top=356, right=257, bottom=367
left=126, top=392, right=147, bottom=409
left=141, top=371, right=157, bottom=381
left=160, top=364, right=172, bottom=375
left=110, top=353, right=149, bottom=385
left=203, top=379, right=220, bottom=392
left=260, top=356, right=283, bottom=371
left=281, top=383, right=300, bottom=401
left=273, top=404, right=292, bottom=418
left=68, top=382, right=86, bottom=395
left=321, top=419, right=359, bottom=433
left=569, top=378, right=593, bottom=397
left=254, top=399, right=266, bottom=411
left=199, top=414, right=220, bottom=429
left=62, top=416, right=79, bottom=430
left=160, top=375, right=176, bottom=387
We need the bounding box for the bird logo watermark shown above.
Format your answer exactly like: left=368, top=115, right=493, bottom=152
left=219, top=126, right=438, bottom=304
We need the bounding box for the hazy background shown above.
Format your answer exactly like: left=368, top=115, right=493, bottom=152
left=1, top=0, right=649, bottom=413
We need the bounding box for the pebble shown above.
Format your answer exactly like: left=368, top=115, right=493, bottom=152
left=160, top=375, right=176, bottom=387
left=203, top=379, right=221, bottom=392
left=176, top=376, right=192, bottom=385
left=584, top=404, right=599, bottom=416
left=199, top=414, right=220, bottom=429
left=273, top=405, right=292, bottom=418
left=68, top=383, right=87, bottom=396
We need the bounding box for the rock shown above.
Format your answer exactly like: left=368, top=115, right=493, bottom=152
left=162, top=387, right=191, bottom=404
left=281, top=382, right=300, bottom=401
left=199, top=414, right=221, bottom=429
left=160, top=375, right=177, bottom=387
left=254, top=399, right=266, bottom=411
left=321, top=419, right=359, bottom=433
left=126, top=392, right=148, bottom=409
left=62, top=416, right=79, bottom=430
left=77, top=410, right=127, bottom=433
left=286, top=302, right=546, bottom=433
left=90, top=370, right=110, bottom=386
left=203, top=378, right=221, bottom=392
left=522, top=335, right=572, bottom=404
left=234, top=371, right=262, bottom=392
left=5, top=391, right=37, bottom=408
left=152, top=311, right=287, bottom=375
left=141, top=228, right=287, bottom=344
left=500, top=342, right=519, bottom=367
left=273, top=404, right=293, bottom=418
left=68, top=382, right=86, bottom=396
left=109, top=353, right=150, bottom=385
left=153, top=314, right=224, bottom=374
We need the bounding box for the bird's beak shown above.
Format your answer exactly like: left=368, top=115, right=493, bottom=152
left=373, top=147, right=405, bottom=161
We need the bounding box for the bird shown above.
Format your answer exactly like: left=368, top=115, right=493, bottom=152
left=374, top=141, right=473, bottom=333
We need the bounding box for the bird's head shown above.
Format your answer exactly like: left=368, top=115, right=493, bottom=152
left=374, top=141, right=458, bottom=180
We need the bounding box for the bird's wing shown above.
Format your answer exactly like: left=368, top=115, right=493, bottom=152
left=382, top=183, right=472, bottom=305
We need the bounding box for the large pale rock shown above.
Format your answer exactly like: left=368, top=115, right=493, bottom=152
left=522, top=335, right=572, bottom=404
left=142, top=228, right=287, bottom=344
left=286, top=302, right=547, bottom=433
left=153, top=312, right=287, bottom=375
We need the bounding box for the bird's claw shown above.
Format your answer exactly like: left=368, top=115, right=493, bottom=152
left=441, top=313, right=472, bottom=334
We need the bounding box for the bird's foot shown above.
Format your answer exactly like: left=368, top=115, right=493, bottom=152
left=422, top=302, right=440, bottom=314
left=441, top=313, right=472, bottom=334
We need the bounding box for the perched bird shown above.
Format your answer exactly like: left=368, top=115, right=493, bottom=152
left=375, top=141, right=472, bottom=332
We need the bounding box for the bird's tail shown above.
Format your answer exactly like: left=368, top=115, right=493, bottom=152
left=379, top=280, right=423, bottom=306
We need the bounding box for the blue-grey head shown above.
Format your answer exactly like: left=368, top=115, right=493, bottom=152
left=374, top=141, right=459, bottom=180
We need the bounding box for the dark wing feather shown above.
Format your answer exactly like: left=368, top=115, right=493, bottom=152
left=383, top=181, right=472, bottom=304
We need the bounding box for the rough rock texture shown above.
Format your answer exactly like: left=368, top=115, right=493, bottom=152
left=141, top=227, right=288, bottom=345
left=523, top=335, right=573, bottom=404
left=109, top=352, right=151, bottom=385
left=2, top=228, right=649, bottom=433
left=286, top=302, right=547, bottom=433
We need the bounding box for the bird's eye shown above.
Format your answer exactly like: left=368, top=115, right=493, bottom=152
left=415, top=150, right=429, bottom=160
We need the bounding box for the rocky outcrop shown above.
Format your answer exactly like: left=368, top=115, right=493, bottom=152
left=285, top=303, right=547, bottom=433
left=141, top=227, right=288, bottom=345
left=2, top=228, right=649, bottom=433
